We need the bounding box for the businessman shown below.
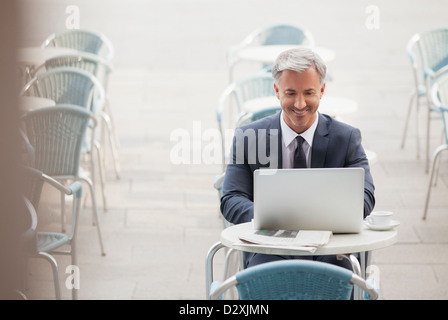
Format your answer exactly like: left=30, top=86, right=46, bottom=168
left=220, top=47, right=375, bottom=269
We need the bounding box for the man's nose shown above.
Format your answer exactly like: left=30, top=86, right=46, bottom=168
left=294, top=95, right=307, bottom=110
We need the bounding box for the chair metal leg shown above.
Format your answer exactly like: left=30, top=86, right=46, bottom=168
left=100, top=110, right=121, bottom=180
left=433, top=148, right=442, bottom=187
left=402, top=91, right=424, bottom=160
left=205, top=242, right=225, bottom=299
left=337, top=253, right=362, bottom=299
left=415, top=95, right=421, bottom=159
left=104, top=100, right=121, bottom=178
left=70, top=194, right=82, bottom=299
left=36, top=252, right=61, bottom=300
left=93, top=140, right=107, bottom=212
left=426, top=106, right=431, bottom=173
left=71, top=243, right=78, bottom=300
left=423, top=144, right=448, bottom=220
left=360, top=251, right=367, bottom=279
left=433, top=132, right=446, bottom=186
left=60, top=191, right=66, bottom=233
left=104, top=112, right=121, bottom=180
left=105, top=98, right=120, bottom=149
left=401, top=91, right=416, bottom=149
left=15, top=290, right=28, bottom=300
left=79, top=176, right=106, bottom=256
left=222, top=248, right=242, bottom=300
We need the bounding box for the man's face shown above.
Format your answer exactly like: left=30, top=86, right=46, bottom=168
left=274, top=68, right=325, bottom=134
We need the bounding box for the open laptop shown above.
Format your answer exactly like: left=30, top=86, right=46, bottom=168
left=253, top=168, right=365, bottom=233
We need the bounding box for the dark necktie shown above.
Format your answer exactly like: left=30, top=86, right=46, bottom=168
left=293, top=136, right=307, bottom=168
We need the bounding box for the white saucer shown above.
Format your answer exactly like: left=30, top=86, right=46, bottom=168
left=364, top=220, right=400, bottom=231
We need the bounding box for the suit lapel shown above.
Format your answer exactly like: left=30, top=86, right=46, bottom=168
left=311, top=113, right=330, bottom=168
left=274, top=112, right=283, bottom=169
left=265, top=112, right=283, bottom=169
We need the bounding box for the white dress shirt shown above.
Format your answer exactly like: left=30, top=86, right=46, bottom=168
left=280, top=111, right=319, bottom=169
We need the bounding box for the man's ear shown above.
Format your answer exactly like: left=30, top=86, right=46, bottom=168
left=320, top=83, right=326, bottom=99
left=274, top=83, right=280, bottom=99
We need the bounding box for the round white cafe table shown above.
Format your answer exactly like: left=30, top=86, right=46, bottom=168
left=18, top=96, right=55, bottom=113
left=206, top=221, right=397, bottom=299
left=237, top=45, right=336, bottom=65
left=220, top=222, right=397, bottom=257
left=16, top=47, right=80, bottom=67
left=242, top=95, right=358, bottom=118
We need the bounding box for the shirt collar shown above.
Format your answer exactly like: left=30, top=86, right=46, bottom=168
left=280, top=111, right=319, bottom=148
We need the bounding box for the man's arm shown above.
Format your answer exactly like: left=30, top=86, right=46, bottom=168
left=345, top=127, right=375, bottom=217
left=220, top=132, right=255, bottom=224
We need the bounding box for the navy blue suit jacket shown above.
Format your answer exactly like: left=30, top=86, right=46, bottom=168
left=220, top=112, right=375, bottom=224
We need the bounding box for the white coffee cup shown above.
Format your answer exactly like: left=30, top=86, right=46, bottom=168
left=366, top=211, right=393, bottom=226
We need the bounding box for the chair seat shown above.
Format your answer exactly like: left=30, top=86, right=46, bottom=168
left=37, top=232, right=70, bottom=252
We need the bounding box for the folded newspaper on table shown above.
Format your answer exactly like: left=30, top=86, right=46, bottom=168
left=238, top=229, right=332, bottom=253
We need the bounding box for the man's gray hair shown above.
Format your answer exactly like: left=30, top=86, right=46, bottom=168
left=271, top=47, right=327, bottom=85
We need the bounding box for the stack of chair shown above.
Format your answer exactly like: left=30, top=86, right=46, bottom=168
left=18, top=29, right=117, bottom=299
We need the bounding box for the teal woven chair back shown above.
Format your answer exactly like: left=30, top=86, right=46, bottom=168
left=21, top=105, right=91, bottom=177
left=31, top=67, right=96, bottom=111
left=52, top=30, right=103, bottom=56
left=45, top=55, right=98, bottom=78
left=234, top=74, right=275, bottom=112
left=418, top=28, right=448, bottom=74
left=44, top=54, right=111, bottom=92
left=43, top=29, right=114, bottom=61
left=235, top=260, right=354, bottom=300
left=260, top=25, right=310, bottom=46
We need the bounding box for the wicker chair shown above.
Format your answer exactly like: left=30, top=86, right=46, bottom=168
left=41, top=29, right=114, bottom=61
left=22, top=167, right=82, bottom=300
left=31, top=53, right=120, bottom=180
left=20, top=105, right=106, bottom=258
left=19, top=67, right=108, bottom=211
left=210, top=260, right=378, bottom=300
